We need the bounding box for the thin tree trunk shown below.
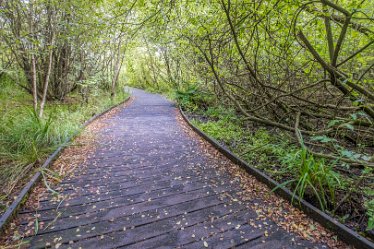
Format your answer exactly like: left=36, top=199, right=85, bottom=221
left=31, top=54, right=38, bottom=113
left=29, top=0, right=38, bottom=113
left=111, top=40, right=123, bottom=98
left=39, top=37, right=54, bottom=118
left=111, top=58, right=123, bottom=98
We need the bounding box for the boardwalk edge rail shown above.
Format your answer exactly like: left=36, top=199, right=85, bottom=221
left=179, top=107, right=374, bottom=249
left=0, top=96, right=131, bottom=232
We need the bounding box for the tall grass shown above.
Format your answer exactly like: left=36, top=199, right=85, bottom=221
left=0, top=109, right=56, bottom=164
left=279, top=148, right=341, bottom=210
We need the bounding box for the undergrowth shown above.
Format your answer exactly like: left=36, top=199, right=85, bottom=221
left=189, top=106, right=358, bottom=220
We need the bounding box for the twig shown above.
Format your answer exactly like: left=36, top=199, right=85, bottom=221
left=332, top=176, right=364, bottom=214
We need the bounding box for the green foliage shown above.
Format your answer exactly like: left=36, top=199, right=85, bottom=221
left=204, top=106, right=237, bottom=120
left=191, top=106, right=242, bottom=142
left=240, top=129, right=292, bottom=171
left=0, top=109, right=55, bottom=164
left=175, top=85, right=199, bottom=109
left=125, top=59, right=173, bottom=96
left=193, top=108, right=292, bottom=176
left=311, top=135, right=371, bottom=162
left=365, top=199, right=374, bottom=230
left=192, top=119, right=243, bottom=144
left=364, top=177, right=374, bottom=231
left=279, top=149, right=341, bottom=210
left=311, top=135, right=337, bottom=143
left=175, top=85, right=214, bottom=111
left=193, top=108, right=342, bottom=211
left=0, top=72, right=29, bottom=110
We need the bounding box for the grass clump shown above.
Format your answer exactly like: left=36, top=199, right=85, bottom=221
left=0, top=109, right=56, bottom=164
left=278, top=149, right=342, bottom=210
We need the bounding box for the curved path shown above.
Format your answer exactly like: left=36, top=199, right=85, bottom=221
left=16, top=89, right=325, bottom=248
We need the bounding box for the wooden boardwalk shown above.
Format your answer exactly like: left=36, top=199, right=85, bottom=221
left=15, top=89, right=326, bottom=248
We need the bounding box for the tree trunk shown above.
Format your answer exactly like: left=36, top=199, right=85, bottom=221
left=29, top=0, right=38, bottom=113
left=39, top=37, right=54, bottom=118
left=31, top=54, right=38, bottom=113
left=111, top=40, right=123, bottom=98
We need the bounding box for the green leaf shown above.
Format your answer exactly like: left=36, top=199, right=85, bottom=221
left=340, top=150, right=354, bottom=159
left=34, top=215, right=39, bottom=235
left=350, top=113, right=358, bottom=120
left=311, top=135, right=337, bottom=143
left=341, top=123, right=354, bottom=131
left=328, top=119, right=343, bottom=128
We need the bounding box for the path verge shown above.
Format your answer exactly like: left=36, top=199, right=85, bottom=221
left=0, top=96, right=132, bottom=233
